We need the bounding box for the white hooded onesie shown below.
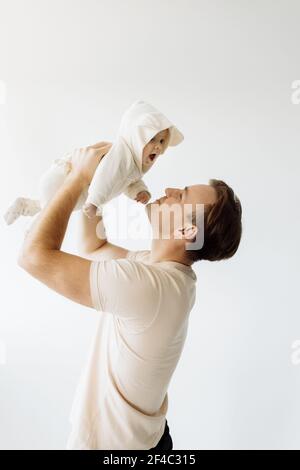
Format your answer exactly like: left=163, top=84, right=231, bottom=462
left=84, top=99, right=184, bottom=215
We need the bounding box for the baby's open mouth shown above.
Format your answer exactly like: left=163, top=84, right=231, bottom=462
left=149, top=153, right=156, bottom=161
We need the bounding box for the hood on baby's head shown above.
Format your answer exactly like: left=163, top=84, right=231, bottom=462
left=117, top=100, right=184, bottom=172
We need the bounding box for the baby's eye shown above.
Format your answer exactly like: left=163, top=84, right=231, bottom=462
left=160, top=139, right=165, bottom=144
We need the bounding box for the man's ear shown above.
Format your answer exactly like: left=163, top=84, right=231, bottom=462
left=174, top=224, right=198, bottom=241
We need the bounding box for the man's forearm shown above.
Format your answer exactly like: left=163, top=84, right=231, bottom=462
left=20, top=172, right=87, bottom=258
left=78, top=211, right=108, bottom=254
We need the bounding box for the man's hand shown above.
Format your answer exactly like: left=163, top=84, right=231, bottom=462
left=70, top=141, right=112, bottom=186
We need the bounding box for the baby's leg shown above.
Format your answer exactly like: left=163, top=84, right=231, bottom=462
left=39, top=154, right=88, bottom=211
left=39, top=156, right=72, bottom=207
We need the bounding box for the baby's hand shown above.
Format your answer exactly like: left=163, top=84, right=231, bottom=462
left=135, top=191, right=151, bottom=204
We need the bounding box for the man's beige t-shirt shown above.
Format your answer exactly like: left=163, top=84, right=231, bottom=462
left=66, top=250, right=197, bottom=450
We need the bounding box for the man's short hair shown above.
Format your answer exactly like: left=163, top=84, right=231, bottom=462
left=187, top=179, right=242, bottom=262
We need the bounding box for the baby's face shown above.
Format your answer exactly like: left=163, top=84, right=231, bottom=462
left=142, top=128, right=170, bottom=172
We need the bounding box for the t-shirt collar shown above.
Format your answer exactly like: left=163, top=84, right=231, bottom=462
left=153, top=259, right=197, bottom=280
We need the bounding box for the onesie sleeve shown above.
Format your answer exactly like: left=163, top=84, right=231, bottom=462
left=123, top=178, right=151, bottom=200
left=85, top=139, right=130, bottom=208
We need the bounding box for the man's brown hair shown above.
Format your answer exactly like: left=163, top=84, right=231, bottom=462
left=187, top=179, right=242, bottom=262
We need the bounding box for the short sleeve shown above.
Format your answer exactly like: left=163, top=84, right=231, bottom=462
left=89, top=257, right=158, bottom=332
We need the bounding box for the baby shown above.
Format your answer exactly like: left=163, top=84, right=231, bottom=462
left=4, top=100, right=184, bottom=225
left=82, top=126, right=171, bottom=218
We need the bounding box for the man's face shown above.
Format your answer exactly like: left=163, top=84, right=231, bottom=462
left=146, top=184, right=218, bottom=239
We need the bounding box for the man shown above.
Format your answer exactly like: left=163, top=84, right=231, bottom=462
left=18, top=142, right=242, bottom=450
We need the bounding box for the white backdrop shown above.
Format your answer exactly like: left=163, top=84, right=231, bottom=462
left=0, top=0, right=300, bottom=450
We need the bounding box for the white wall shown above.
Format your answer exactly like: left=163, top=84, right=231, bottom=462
left=0, top=0, right=300, bottom=450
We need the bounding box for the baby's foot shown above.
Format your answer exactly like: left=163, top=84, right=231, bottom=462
left=4, top=197, right=41, bottom=225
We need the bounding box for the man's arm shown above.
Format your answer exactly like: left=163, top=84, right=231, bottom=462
left=77, top=211, right=129, bottom=261
left=18, top=173, right=94, bottom=307
left=18, top=144, right=114, bottom=308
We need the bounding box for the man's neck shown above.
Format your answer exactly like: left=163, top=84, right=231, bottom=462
left=149, top=240, right=193, bottom=267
